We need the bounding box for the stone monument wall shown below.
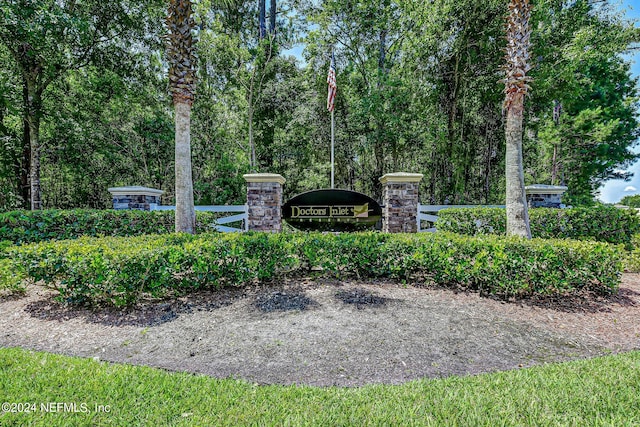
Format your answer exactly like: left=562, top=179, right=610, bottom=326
left=244, top=174, right=286, bottom=232
left=380, top=173, right=424, bottom=233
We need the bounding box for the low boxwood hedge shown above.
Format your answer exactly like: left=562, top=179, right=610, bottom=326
left=435, top=206, right=640, bottom=248
left=0, top=209, right=222, bottom=244
left=2, top=232, right=622, bottom=306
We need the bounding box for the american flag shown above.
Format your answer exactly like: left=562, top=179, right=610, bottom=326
left=327, top=53, right=337, bottom=112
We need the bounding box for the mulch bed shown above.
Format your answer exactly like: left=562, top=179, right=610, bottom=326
left=1, top=275, right=638, bottom=386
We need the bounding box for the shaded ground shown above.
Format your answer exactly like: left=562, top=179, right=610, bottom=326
left=335, top=288, right=388, bottom=309
left=1, top=275, right=639, bottom=387
left=255, top=289, right=318, bottom=313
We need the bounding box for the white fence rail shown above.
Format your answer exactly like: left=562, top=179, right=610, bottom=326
left=418, top=204, right=505, bottom=232
left=152, top=205, right=248, bottom=232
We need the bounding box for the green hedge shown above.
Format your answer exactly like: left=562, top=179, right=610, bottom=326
left=624, top=234, right=640, bottom=273
left=0, top=209, right=223, bottom=244
left=435, top=206, right=640, bottom=248
left=0, top=258, right=25, bottom=294
left=3, top=232, right=622, bottom=306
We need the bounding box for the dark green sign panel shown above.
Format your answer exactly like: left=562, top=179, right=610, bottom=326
left=283, top=189, right=382, bottom=231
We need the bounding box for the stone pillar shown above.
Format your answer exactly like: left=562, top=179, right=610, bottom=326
left=107, top=186, right=164, bottom=211
left=243, top=173, right=286, bottom=232
left=380, top=172, right=424, bottom=233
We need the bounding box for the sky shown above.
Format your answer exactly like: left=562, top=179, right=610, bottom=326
left=284, top=2, right=640, bottom=203
left=598, top=0, right=640, bottom=203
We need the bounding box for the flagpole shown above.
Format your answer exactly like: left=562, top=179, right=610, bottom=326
left=331, top=110, right=335, bottom=189
left=328, top=49, right=336, bottom=189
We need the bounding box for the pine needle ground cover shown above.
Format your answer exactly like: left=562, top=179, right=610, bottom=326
left=1, top=348, right=639, bottom=426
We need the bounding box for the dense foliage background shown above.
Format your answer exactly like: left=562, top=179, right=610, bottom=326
left=1, top=0, right=638, bottom=211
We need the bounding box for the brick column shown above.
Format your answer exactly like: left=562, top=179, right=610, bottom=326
left=243, top=173, right=286, bottom=232
left=380, top=172, right=424, bottom=233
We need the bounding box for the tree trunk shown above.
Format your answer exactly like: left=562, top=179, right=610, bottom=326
left=25, top=79, right=42, bottom=210
left=378, top=29, right=387, bottom=70
left=371, top=29, right=388, bottom=201
left=28, top=114, right=41, bottom=210
left=446, top=53, right=460, bottom=201
left=259, top=0, right=266, bottom=40
left=20, top=103, right=31, bottom=209
left=269, top=0, right=276, bottom=36
left=505, top=100, right=531, bottom=238
left=551, top=143, right=558, bottom=185
left=484, top=122, right=492, bottom=204
left=504, top=0, right=531, bottom=237
left=248, top=99, right=256, bottom=169
left=174, top=101, right=195, bottom=234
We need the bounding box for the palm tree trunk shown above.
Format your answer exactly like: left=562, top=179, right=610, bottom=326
left=505, top=99, right=531, bottom=238
left=504, top=0, right=532, bottom=238
left=174, top=101, right=195, bottom=233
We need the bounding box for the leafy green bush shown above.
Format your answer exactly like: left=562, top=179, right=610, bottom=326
left=0, top=241, right=25, bottom=294
left=436, top=206, right=640, bottom=248
left=624, top=234, right=640, bottom=273
left=6, top=232, right=622, bottom=306
left=0, top=240, right=12, bottom=258
left=620, top=195, right=640, bottom=208
left=0, top=209, right=222, bottom=244
left=0, top=258, right=25, bottom=294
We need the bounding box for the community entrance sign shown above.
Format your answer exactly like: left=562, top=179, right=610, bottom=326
left=283, top=189, right=382, bottom=231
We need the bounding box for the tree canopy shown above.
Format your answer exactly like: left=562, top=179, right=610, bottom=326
left=620, top=194, right=640, bottom=208
left=0, top=0, right=637, bottom=210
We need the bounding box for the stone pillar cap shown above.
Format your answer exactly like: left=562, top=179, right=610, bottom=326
left=379, top=172, right=424, bottom=184
left=243, top=173, right=286, bottom=185
left=108, top=186, right=164, bottom=197
left=525, top=184, right=568, bottom=195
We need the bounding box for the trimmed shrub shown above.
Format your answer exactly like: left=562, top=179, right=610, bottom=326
left=0, top=209, right=223, bottom=244
left=0, top=258, right=25, bottom=294
left=624, top=234, right=640, bottom=273
left=5, top=232, right=622, bottom=306
left=0, top=241, right=24, bottom=294
left=0, top=240, right=12, bottom=258
left=436, top=206, right=640, bottom=248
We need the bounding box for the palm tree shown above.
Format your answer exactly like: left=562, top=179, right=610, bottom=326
left=504, top=0, right=532, bottom=238
left=166, top=0, right=197, bottom=233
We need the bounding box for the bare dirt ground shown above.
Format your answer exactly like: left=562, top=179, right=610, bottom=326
left=1, top=274, right=639, bottom=387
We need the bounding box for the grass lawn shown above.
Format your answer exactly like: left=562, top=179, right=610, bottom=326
left=0, top=348, right=639, bottom=426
